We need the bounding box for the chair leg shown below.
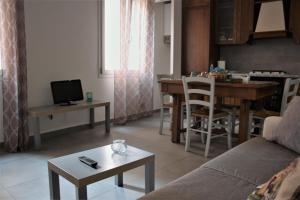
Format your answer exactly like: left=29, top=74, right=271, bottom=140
left=227, top=115, right=232, bottom=149
left=185, top=128, right=190, bottom=152
left=200, top=118, right=205, bottom=144
left=248, top=111, right=253, bottom=139
left=204, top=131, right=211, bottom=158
left=181, top=132, right=186, bottom=141
left=201, top=134, right=205, bottom=144
left=258, top=119, right=265, bottom=136
left=185, top=117, right=191, bottom=152
left=180, top=105, right=184, bottom=129
left=230, top=108, right=237, bottom=135
left=159, top=107, right=164, bottom=135
left=181, top=106, right=186, bottom=142
left=203, top=118, right=208, bottom=130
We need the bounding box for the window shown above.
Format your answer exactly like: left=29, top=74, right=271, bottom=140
left=100, top=0, right=141, bottom=75
left=101, top=0, right=120, bottom=74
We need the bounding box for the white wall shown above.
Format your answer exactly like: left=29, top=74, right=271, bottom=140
left=170, top=0, right=182, bottom=78
left=10, top=0, right=170, bottom=138
left=25, top=0, right=113, bottom=134
left=153, top=3, right=171, bottom=110
left=163, top=3, right=171, bottom=36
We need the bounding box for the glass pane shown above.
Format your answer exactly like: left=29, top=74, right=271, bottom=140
left=104, top=0, right=120, bottom=71
left=216, top=0, right=234, bottom=42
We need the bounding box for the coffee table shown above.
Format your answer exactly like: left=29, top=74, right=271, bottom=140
left=48, top=145, right=155, bottom=200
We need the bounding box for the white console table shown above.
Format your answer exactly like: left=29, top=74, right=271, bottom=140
left=28, top=101, right=110, bottom=150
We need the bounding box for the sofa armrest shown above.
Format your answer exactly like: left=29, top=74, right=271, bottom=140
left=263, top=116, right=283, bottom=141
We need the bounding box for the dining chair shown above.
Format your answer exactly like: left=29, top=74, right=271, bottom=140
left=218, top=97, right=240, bottom=136
left=157, top=74, right=175, bottom=135
left=248, top=78, right=300, bottom=138
left=182, top=76, right=232, bottom=157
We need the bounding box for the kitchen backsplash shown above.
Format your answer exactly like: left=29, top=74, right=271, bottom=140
left=220, top=38, right=300, bottom=75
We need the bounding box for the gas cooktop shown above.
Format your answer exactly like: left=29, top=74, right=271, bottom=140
left=249, top=70, right=298, bottom=78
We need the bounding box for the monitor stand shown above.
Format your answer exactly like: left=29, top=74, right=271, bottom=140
left=59, top=101, right=77, bottom=106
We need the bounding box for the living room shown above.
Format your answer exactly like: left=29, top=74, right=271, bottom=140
left=0, top=0, right=300, bottom=200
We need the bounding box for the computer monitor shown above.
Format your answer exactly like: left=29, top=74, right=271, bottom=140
left=51, top=79, right=83, bottom=105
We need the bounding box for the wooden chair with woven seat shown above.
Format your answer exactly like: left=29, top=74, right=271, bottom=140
left=248, top=78, right=300, bottom=138
left=182, top=76, right=232, bottom=157
left=217, top=97, right=240, bottom=136
left=157, top=74, right=175, bottom=135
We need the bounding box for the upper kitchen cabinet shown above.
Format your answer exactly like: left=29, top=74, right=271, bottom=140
left=182, top=0, right=214, bottom=75
left=215, top=0, right=254, bottom=45
left=290, top=0, right=300, bottom=44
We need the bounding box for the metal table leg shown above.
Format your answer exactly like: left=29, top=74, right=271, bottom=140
left=76, top=186, right=87, bottom=200
left=89, top=108, right=95, bottom=129
left=145, top=159, right=155, bottom=193
left=115, top=173, right=123, bottom=187
left=49, top=169, right=60, bottom=200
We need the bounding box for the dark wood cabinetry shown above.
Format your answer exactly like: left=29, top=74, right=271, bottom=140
left=181, top=0, right=300, bottom=76
left=290, top=0, right=300, bottom=44
left=182, top=0, right=214, bottom=75
left=181, top=0, right=254, bottom=75
left=215, top=0, right=254, bottom=44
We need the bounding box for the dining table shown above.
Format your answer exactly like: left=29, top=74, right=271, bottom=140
left=159, top=79, right=279, bottom=144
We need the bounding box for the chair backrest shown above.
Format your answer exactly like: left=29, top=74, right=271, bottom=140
left=281, top=78, right=300, bottom=115
left=182, top=76, right=215, bottom=127
left=157, top=74, right=174, bottom=104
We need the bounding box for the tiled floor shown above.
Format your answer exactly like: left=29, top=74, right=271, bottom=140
left=0, top=114, right=233, bottom=200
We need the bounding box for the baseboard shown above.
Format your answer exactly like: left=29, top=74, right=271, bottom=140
left=35, top=121, right=108, bottom=141
left=0, top=120, right=111, bottom=149
left=32, top=110, right=159, bottom=142
left=0, top=109, right=160, bottom=148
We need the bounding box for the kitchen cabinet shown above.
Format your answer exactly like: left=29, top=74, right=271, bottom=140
left=289, top=0, right=300, bottom=44
left=215, top=0, right=254, bottom=45
left=182, top=0, right=214, bottom=75
left=181, top=0, right=254, bottom=75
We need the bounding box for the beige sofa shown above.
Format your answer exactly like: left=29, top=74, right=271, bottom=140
left=140, top=117, right=299, bottom=200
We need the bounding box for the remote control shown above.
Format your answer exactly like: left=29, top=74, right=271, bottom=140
left=79, top=156, right=98, bottom=168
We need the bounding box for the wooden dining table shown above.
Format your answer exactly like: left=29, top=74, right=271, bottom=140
left=159, top=79, right=278, bottom=144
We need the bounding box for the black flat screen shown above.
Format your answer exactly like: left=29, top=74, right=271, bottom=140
left=51, top=79, right=83, bottom=104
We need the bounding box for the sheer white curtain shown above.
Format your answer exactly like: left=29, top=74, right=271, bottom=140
left=114, top=0, right=154, bottom=124
left=0, top=0, right=28, bottom=152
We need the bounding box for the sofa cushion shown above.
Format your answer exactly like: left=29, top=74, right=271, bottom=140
left=247, top=158, right=300, bottom=200
left=140, top=167, right=256, bottom=200
left=262, top=116, right=282, bottom=141
left=275, top=158, right=300, bottom=200
left=139, top=138, right=299, bottom=200
left=202, top=137, right=297, bottom=185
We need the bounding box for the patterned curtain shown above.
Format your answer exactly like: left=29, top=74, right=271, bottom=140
left=114, top=0, right=154, bottom=124
left=0, top=0, right=29, bottom=152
